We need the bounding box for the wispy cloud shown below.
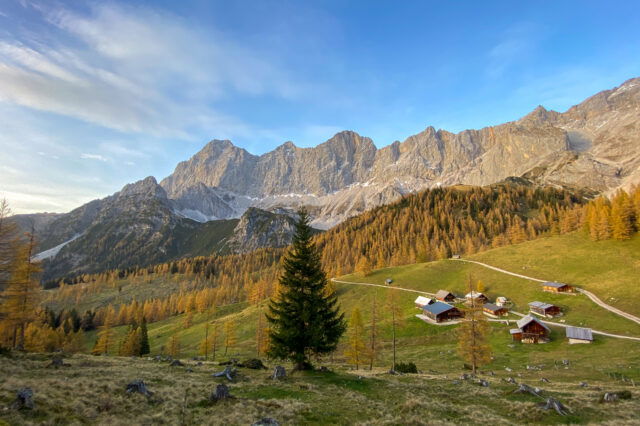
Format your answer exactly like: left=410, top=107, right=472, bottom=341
left=485, top=22, right=541, bottom=79
left=0, top=2, right=302, bottom=138
left=80, top=153, right=108, bottom=162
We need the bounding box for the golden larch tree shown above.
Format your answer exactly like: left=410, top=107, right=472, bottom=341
left=1, top=232, right=41, bottom=349
left=344, top=308, right=366, bottom=369
left=457, top=281, right=492, bottom=374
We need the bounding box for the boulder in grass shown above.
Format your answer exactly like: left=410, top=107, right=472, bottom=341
left=11, top=388, right=34, bottom=410
left=209, top=384, right=233, bottom=402
left=170, top=360, right=185, bottom=367
left=601, top=391, right=632, bottom=403
left=272, top=366, right=286, bottom=380
left=252, top=418, right=280, bottom=426
left=239, top=359, right=267, bottom=370
left=213, top=366, right=237, bottom=381
left=540, top=397, right=570, bottom=416
left=126, top=380, right=154, bottom=397
left=46, top=356, right=69, bottom=369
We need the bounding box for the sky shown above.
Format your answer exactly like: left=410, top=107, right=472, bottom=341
left=1, top=0, right=639, bottom=214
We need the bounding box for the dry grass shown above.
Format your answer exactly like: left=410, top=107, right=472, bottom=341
left=1, top=352, right=639, bottom=425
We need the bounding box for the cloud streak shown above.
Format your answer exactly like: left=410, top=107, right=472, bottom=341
left=0, top=2, right=301, bottom=138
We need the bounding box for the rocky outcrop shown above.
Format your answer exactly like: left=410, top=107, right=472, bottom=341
left=226, top=208, right=298, bottom=253
left=159, top=78, right=640, bottom=227
left=24, top=77, right=640, bottom=278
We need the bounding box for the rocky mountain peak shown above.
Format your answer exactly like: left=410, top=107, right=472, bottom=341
left=118, top=176, right=167, bottom=200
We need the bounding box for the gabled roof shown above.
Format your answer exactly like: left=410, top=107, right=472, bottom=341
left=465, top=291, right=485, bottom=298
left=509, top=328, right=522, bottom=335
left=414, top=296, right=432, bottom=306
left=423, top=301, right=456, bottom=316
left=566, top=326, right=593, bottom=341
left=529, top=301, right=556, bottom=310
left=516, top=315, right=550, bottom=331
left=543, top=281, right=570, bottom=288
left=435, top=290, right=454, bottom=299
left=483, top=303, right=503, bottom=312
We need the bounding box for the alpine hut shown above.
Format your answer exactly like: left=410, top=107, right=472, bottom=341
left=465, top=291, right=488, bottom=306
left=528, top=301, right=562, bottom=318
left=422, top=302, right=463, bottom=323
left=496, top=296, right=510, bottom=307
left=435, top=290, right=456, bottom=303
left=483, top=303, right=509, bottom=317
left=414, top=296, right=434, bottom=309
left=542, top=282, right=574, bottom=293
left=512, top=315, right=551, bottom=344
left=566, top=326, right=593, bottom=344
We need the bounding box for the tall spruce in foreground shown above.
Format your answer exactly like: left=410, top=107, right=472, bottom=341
left=266, top=209, right=346, bottom=370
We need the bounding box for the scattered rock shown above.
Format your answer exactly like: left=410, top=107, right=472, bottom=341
left=579, top=382, right=588, bottom=387
left=505, top=367, right=512, bottom=372
left=170, top=360, right=185, bottom=367
left=46, top=356, right=68, bottom=369
left=209, top=384, right=233, bottom=402
left=601, top=391, right=632, bottom=403
left=239, top=358, right=267, bottom=370
left=505, top=377, right=517, bottom=384
left=540, top=378, right=550, bottom=383
left=272, top=366, right=286, bottom=380
left=459, top=373, right=471, bottom=380
left=186, top=368, right=194, bottom=373
left=125, top=380, right=154, bottom=397
left=213, top=366, right=237, bottom=381
left=219, top=359, right=239, bottom=366
left=540, top=397, right=570, bottom=416
left=513, top=383, right=542, bottom=397
left=11, top=388, right=34, bottom=410
left=318, top=366, right=331, bottom=372
left=197, top=362, right=203, bottom=366
left=477, top=379, right=489, bottom=387
left=252, top=418, right=280, bottom=426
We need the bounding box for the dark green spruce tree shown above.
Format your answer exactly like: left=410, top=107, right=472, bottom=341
left=140, top=317, right=150, bottom=356
left=266, top=209, right=346, bottom=370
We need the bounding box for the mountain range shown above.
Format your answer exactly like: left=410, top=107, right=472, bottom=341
left=14, top=77, right=640, bottom=280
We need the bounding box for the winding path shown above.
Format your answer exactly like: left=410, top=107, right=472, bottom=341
left=450, top=258, right=640, bottom=326
left=331, top=273, right=640, bottom=342
left=331, top=278, right=435, bottom=296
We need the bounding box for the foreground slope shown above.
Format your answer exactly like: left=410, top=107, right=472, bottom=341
left=1, top=351, right=639, bottom=425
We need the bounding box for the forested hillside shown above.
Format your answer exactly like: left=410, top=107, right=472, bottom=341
left=3, top=183, right=639, bottom=354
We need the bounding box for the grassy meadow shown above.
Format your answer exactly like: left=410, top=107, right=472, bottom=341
left=3, top=231, right=640, bottom=424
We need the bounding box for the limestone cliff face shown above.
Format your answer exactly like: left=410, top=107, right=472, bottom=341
left=160, top=77, right=640, bottom=227
left=25, top=77, right=640, bottom=279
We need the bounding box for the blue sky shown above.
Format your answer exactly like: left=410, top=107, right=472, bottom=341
left=1, top=0, right=639, bottom=213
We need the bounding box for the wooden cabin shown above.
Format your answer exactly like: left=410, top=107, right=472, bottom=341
left=529, top=301, right=562, bottom=318
left=566, top=326, right=593, bottom=344
left=422, top=302, right=463, bottom=323
left=515, top=316, right=550, bottom=343
left=414, top=296, right=434, bottom=309
left=465, top=291, right=488, bottom=306
left=435, top=290, right=456, bottom=302
left=542, top=282, right=574, bottom=293
left=483, top=303, right=509, bottom=317
left=496, top=296, right=510, bottom=307
left=451, top=254, right=461, bottom=259
left=510, top=328, right=523, bottom=341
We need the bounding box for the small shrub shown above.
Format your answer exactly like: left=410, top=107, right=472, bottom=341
left=395, top=362, right=418, bottom=374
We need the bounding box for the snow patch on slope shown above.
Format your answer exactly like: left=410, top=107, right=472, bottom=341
left=33, top=234, right=82, bottom=261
